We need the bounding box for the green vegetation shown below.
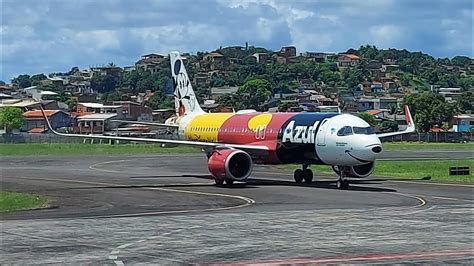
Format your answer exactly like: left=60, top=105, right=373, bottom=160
left=403, top=92, right=459, bottom=132
left=382, top=142, right=473, bottom=151
left=308, top=159, right=473, bottom=183
left=0, top=107, right=24, bottom=133
left=12, top=45, right=473, bottom=115
left=0, top=143, right=200, bottom=156
left=0, top=192, right=49, bottom=212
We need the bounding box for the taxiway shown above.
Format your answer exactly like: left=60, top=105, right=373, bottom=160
left=1, top=153, right=473, bottom=264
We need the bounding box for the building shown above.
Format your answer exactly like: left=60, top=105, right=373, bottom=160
left=274, top=88, right=299, bottom=100
left=76, top=102, right=122, bottom=116
left=453, top=114, right=474, bottom=132
left=367, top=109, right=390, bottom=119
left=301, top=52, right=327, bottom=62
left=193, top=72, right=210, bottom=87
left=204, top=52, right=224, bottom=63
left=438, top=88, right=463, bottom=103
left=135, top=53, right=165, bottom=73
left=379, top=97, right=399, bottom=109
left=371, top=82, right=384, bottom=93
left=338, top=54, right=360, bottom=67
left=210, top=86, right=239, bottom=99
left=90, top=65, right=123, bottom=76
left=357, top=97, right=380, bottom=112
left=0, top=99, right=42, bottom=111
left=22, top=110, right=72, bottom=132
left=112, top=101, right=153, bottom=121
left=76, top=113, right=118, bottom=134
left=252, top=53, right=269, bottom=63
left=279, top=46, right=296, bottom=57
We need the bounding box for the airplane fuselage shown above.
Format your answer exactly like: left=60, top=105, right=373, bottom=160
left=174, top=111, right=382, bottom=166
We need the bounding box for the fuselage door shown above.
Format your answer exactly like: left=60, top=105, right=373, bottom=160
left=316, top=119, right=329, bottom=146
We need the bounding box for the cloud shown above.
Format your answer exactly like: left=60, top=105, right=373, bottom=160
left=0, top=0, right=472, bottom=81
left=369, top=25, right=403, bottom=48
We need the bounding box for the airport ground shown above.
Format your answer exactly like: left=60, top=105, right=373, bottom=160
left=0, top=146, right=473, bottom=264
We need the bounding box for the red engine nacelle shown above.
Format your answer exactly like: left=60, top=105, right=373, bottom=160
left=208, top=149, right=253, bottom=182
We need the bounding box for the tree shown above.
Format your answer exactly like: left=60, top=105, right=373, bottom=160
left=358, top=112, right=376, bottom=126
left=403, top=92, right=458, bottom=132
left=12, top=74, right=31, bottom=88
left=66, top=98, right=78, bottom=111
left=0, top=81, right=5, bottom=86
left=0, top=107, right=24, bottom=133
left=237, top=79, right=272, bottom=110
left=30, top=74, right=47, bottom=86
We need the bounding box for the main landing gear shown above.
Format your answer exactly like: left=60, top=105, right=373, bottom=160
left=294, top=163, right=313, bottom=183
left=334, top=165, right=350, bottom=190
left=215, top=179, right=234, bottom=186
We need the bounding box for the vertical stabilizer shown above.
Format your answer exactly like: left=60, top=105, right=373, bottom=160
left=170, top=51, right=204, bottom=116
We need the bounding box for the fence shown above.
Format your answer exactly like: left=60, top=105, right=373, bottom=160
left=0, top=132, right=177, bottom=144
left=1, top=132, right=473, bottom=144
left=381, top=132, right=473, bottom=142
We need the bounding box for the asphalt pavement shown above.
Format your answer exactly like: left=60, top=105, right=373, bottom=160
left=0, top=152, right=473, bottom=264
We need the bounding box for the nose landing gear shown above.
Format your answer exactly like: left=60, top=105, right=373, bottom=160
left=294, top=163, right=313, bottom=183
left=334, top=165, right=350, bottom=190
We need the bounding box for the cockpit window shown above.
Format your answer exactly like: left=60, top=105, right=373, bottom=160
left=337, top=126, right=353, bottom=136
left=353, top=126, right=375, bottom=135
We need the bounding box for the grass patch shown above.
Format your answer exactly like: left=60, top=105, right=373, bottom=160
left=382, top=142, right=473, bottom=151
left=306, top=159, right=473, bottom=183
left=0, top=143, right=200, bottom=156
left=0, top=192, right=49, bottom=212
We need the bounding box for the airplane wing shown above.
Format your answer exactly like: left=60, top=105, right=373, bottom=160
left=111, top=120, right=179, bottom=128
left=376, top=105, right=415, bottom=138
left=40, top=107, right=269, bottom=151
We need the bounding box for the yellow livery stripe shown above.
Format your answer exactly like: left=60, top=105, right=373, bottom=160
left=185, top=113, right=234, bottom=142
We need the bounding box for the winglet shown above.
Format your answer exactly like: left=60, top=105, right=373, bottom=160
left=404, top=105, right=415, bottom=132
left=39, top=105, right=59, bottom=135
left=376, top=105, right=415, bottom=138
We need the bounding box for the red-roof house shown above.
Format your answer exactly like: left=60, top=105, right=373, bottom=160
left=22, top=110, right=72, bottom=132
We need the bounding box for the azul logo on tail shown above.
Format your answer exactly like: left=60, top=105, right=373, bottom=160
left=282, top=121, right=320, bottom=144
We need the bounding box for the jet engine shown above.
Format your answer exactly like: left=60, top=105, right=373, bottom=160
left=332, top=162, right=375, bottom=178
left=208, top=149, right=253, bottom=182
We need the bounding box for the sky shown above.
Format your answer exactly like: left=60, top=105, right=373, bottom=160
left=1, top=0, right=473, bottom=81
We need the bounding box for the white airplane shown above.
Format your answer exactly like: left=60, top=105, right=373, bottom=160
left=41, top=51, right=415, bottom=189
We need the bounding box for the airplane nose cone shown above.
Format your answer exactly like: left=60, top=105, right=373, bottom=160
left=372, top=146, right=382, bottom=153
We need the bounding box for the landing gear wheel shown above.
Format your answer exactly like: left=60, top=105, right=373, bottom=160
left=342, top=180, right=349, bottom=189
left=225, top=179, right=234, bottom=185
left=215, top=179, right=224, bottom=186
left=336, top=179, right=349, bottom=190
left=294, top=169, right=304, bottom=183
left=303, top=169, right=313, bottom=183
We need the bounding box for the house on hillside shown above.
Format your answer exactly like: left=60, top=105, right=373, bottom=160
left=135, top=53, right=165, bottom=73
left=371, top=82, right=384, bottom=93
left=453, top=114, right=474, bottom=132
left=76, top=113, right=118, bottom=134
left=90, top=65, right=123, bottom=76
left=193, top=72, right=210, bottom=87
left=357, top=97, right=380, bottom=112
left=301, top=52, right=327, bottom=62
left=279, top=46, right=296, bottom=57
left=22, top=110, right=72, bottom=132
left=252, top=53, right=269, bottom=63
left=367, top=109, right=390, bottom=119
left=338, top=54, right=360, bottom=67
left=112, top=101, right=153, bottom=121
left=210, top=86, right=239, bottom=100
left=204, top=52, right=224, bottom=63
